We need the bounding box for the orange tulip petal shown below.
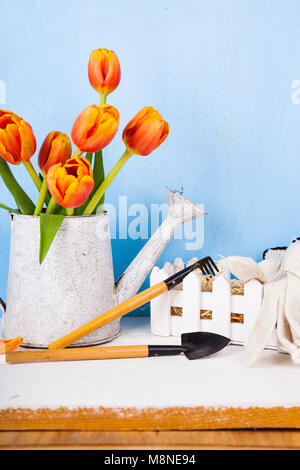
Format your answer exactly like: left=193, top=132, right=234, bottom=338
left=18, top=121, right=36, bottom=161
left=0, top=127, right=22, bottom=164
left=47, top=164, right=64, bottom=204
left=63, top=176, right=94, bottom=208
left=38, top=131, right=56, bottom=171
left=71, top=104, right=119, bottom=152
left=62, top=174, right=77, bottom=194
left=40, top=133, right=72, bottom=174
left=70, top=157, right=93, bottom=179
left=83, top=117, right=118, bottom=152
left=54, top=167, right=68, bottom=200
left=156, top=121, right=170, bottom=149
left=126, top=120, right=164, bottom=156
left=72, top=105, right=99, bottom=148
left=88, top=50, right=105, bottom=91
left=5, top=124, right=21, bottom=158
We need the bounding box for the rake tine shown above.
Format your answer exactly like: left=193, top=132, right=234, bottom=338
left=209, top=257, right=219, bottom=272
left=200, top=260, right=211, bottom=276
left=205, top=257, right=219, bottom=276
left=199, top=265, right=209, bottom=276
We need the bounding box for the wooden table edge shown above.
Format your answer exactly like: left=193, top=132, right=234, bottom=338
left=1, top=429, right=300, bottom=450
left=1, top=405, right=300, bottom=431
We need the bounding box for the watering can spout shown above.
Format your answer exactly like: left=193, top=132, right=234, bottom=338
left=114, top=187, right=206, bottom=304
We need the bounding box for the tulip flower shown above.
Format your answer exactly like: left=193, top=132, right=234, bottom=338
left=38, top=131, right=72, bottom=175
left=0, top=109, right=41, bottom=190
left=82, top=107, right=169, bottom=216
left=88, top=48, right=121, bottom=103
left=71, top=104, right=119, bottom=153
left=0, top=109, right=36, bottom=164
left=122, top=106, right=169, bottom=156
left=47, top=156, right=94, bottom=214
left=34, top=132, right=72, bottom=216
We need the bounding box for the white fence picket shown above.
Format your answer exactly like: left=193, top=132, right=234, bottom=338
left=170, top=311, right=182, bottom=336
left=181, top=271, right=201, bottom=333
left=170, top=290, right=183, bottom=336
left=242, top=279, right=263, bottom=344
left=150, top=266, right=171, bottom=336
left=231, top=294, right=244, bottom=344
left=210, top=276, right=232, bottom=338
left=170, top=259, right=184, bottom=336
left=199, top=290, right=213, bottom=333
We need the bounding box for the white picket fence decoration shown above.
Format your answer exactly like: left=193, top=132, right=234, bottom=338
left=150, top=260, right=278, bottom=350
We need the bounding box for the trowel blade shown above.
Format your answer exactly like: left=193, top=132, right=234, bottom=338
left=181, top=331, right=230, bottom=360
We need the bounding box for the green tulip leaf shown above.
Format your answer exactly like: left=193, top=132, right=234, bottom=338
left=0, top=202, right=19, bottom=213
left=92, top=149, right=105, bottom=213
left=39, top=213, right=65, bottom=264
left=0, top=158, right=35, bottom=214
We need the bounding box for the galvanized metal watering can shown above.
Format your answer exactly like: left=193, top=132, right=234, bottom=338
left=1, top=188, right=204, bottom=347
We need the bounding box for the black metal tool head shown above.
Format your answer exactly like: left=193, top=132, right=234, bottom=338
left=181, top=331, right=230, bottom=360
left=192, top=256, right=219, bottom=276
left=165, top=256, right=219, bottom=290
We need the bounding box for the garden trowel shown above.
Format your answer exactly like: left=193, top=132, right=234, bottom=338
left=6, top=331, right=230, bottom=364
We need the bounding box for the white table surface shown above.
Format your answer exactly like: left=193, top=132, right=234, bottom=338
left=0, top=316, right=299, bottom=411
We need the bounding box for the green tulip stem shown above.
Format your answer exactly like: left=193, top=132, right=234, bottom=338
left=46, top=197, right=58, bottom=214
left=100, top=93, right=107, bottom=105
left=82, top=149, right=132, bottom=216
left=85, top=153, right=93, bottom=164
left=66, top=208, right=74, bottom=216
left=34, top=177, right=49, bottom=216
left=23, top=161, right=42, bottom=191
left=72, top=149, right=83, bottom=159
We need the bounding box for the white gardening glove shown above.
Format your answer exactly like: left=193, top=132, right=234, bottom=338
left=224, top=255, right=281, bottom=283
left=277, top=240, right=300, bottom=364
left=244, top=278, right=287, bottom=366
left=223, top=254, right=285, bottom=366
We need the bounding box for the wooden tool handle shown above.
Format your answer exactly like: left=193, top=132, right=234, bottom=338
left=48, top=281, right=167, bottom=350
left=6, top=345, right=149, bottom=364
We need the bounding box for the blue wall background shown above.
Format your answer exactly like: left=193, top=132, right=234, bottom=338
left=0, top=0, right=300, bottom=307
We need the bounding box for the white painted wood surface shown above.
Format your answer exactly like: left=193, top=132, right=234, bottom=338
left=0, top=317, right=299, bottom=412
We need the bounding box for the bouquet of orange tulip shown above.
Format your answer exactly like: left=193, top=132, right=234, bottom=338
left=0, top=48, right=169, bottom=263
